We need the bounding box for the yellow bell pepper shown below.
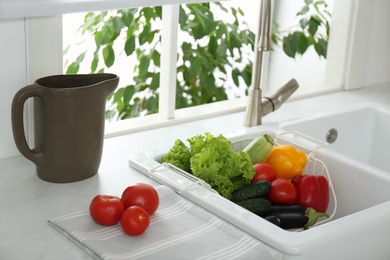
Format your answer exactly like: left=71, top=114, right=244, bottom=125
left=264, top=145, right=307, bottom=180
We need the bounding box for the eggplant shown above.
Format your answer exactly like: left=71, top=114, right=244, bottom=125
left=263, top=215, right=281, bottom=227
left=263, top=204, right=329, bottom=230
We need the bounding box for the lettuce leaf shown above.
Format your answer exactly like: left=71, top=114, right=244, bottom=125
left=160, top=139, right=191, bottom=173
left=161, top=132, right=255, bottom=199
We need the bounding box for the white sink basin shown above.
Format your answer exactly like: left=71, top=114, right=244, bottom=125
left=129, top=129, right=390, bottom=259
left=280, top=103, right=390, bottom=173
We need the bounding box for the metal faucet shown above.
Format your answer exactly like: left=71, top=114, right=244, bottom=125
left=244, top=0, right=299, bottom=127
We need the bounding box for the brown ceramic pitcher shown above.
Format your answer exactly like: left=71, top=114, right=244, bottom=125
left=11, top=73, right=119, bottom=183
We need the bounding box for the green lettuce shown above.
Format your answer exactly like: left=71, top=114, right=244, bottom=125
left=161, top=132, right=255, bottom=199
left=160, top=139, right=191, bottom=173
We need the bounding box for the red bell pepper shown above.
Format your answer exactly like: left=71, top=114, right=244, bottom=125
left=291, top=174, right=329, bottom=213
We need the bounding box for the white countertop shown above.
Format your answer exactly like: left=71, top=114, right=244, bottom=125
left=1, top=84, right=390, bottom=259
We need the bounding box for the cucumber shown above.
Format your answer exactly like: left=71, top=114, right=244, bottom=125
left=230, top=180, right=271, bottom=202
left=235, top=198, right=272, bottom=216
left=243, top=134, right=274, bottom=165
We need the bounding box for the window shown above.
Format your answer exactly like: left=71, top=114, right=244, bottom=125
left=19, top=0, right=349, bottom=138
left=60, top=0, right=336, bottom=137
left=63, top=2, right=259, bottom=122
left=268, top=0, right=334, bottom=93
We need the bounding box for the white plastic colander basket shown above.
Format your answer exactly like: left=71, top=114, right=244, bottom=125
left=147, top=131, right=337, bottom=229
left=232, top=131, right=337, bottom=227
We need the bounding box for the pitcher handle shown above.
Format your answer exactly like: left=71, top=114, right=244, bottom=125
left=11, top=84, right=44, bottom=165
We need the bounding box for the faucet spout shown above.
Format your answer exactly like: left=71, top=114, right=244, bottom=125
left=258, top=0, right=272, bottom=51
left=243, top=0, right=299, bottom=127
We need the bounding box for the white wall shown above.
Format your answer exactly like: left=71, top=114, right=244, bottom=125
left=0, top=19, right=28, bottom=158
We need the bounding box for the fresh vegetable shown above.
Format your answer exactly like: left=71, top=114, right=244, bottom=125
left=264, top=215, right=281, bottom=227
left=263, top=204, right=329, bottom=230
left=121, top=183, right=160, bottom=215
left=242, top=134, right=274, bottom=165
left=159, top=139, right=191, bottom=173
left=251, top=163, right=277, bottom=183
left=235, top=198, right=272, bottom=216
left=230, top=180, right=271, bottom=202
left=120, top=206, right=150, bottom=235
left=292, top=174, right=330, bottom=213
left=161, top=132, right=255, bottom=199
left=264, top=145, right=308, bottom=180
left=267, top=179, right=297, bottom=205
left=89, top=195, right=125, bottom=226
left=89, top=183, right=159, bottom=235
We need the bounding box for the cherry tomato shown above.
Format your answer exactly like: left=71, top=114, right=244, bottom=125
left=251, top=163, right=277, bottom=183
left=121, top=183, right=159, bottom=215
left=89, top=195, right=125, bottom=226
left=120, top=206, right=150, bottom=236
left=267, top=179, right=297, bottom=204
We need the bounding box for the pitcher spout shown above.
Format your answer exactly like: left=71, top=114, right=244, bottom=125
left=97, top=73, right=119, bottom=97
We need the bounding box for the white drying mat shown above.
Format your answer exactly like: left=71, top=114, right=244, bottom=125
left=48, top=185, right=273, bottom=260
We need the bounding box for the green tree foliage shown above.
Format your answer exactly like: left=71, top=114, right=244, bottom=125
left=65, top=4, right=255, bottom=121
left=64, top=1, right=331, bottom=121
left=272, top=0, right=331, bottom=59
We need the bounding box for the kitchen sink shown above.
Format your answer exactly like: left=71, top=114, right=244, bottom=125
left=128, top=129, right=390, bottom=259
left=280, top=103, right=390, bottom=173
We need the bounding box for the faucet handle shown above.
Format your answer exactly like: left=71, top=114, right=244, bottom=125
left=263, top=78, right=299, bottom=115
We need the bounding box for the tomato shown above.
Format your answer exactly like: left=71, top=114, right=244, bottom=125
left=121, top=183, right=159, bottom=215
left=267, top=179, right=297, bottom=204
left=89, top=195, right=125, bottom=226
left=120, top=206, right=150, bottom=236
left=251, top=163, right=277, bottom=183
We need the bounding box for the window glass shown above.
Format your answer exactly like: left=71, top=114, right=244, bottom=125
left=62, top=0, right=333, bottom=123
left=63, top=8, right=164, bottom=120
left=268, top=0, right=334, bottom=93
left=63, top=2, right=258, bottom=122
left=174, top=2, right=256, bottom=108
